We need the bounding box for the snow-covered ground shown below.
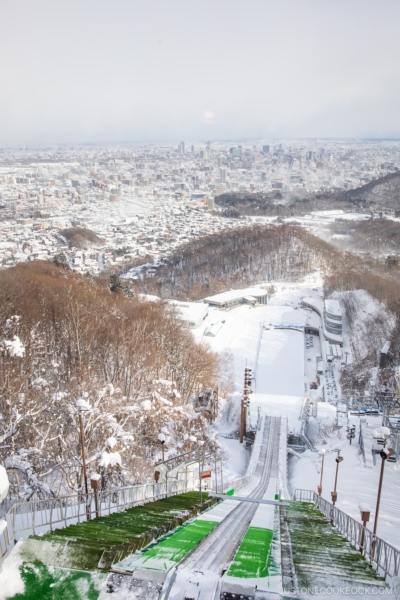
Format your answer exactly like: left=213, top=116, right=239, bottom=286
left=256, top=327, right=305, bottom=396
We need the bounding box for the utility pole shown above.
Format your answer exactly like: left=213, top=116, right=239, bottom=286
left=240, top=367, right=252, bottom=443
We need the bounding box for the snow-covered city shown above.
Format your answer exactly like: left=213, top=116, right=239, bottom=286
left=2, top=141, right=400, bottom=275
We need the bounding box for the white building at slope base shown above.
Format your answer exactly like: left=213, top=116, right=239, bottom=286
left=324, top=299, right=342, bottom=337
left=166, top=300, right=209, bottom=329
left=204, top=288, right=268, bottom=308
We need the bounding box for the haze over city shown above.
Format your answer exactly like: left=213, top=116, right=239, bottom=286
left=2, top=0, right=400, bottom=145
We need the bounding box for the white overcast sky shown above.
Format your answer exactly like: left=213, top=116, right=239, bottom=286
left=1, top=0, right=400, bottom=144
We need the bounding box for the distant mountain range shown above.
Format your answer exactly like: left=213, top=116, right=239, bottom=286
left=215, top=170, right=400, bottom=217
left=337, top=170, right=400, bottom=212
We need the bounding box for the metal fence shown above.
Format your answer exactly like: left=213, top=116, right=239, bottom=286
left=293, top=489, right=400, bottom=583
left=5, top=477, right=197, bottom=553
left=2, top=465, right=255, bottom=557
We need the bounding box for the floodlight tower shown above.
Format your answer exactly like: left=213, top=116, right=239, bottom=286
left=240, top=367, right=253, bottom=444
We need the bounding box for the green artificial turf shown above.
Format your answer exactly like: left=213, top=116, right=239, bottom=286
left=141, top=519, right=218, bottom=566
left=9, top=562, right=105, bottom=600
left=227, top=527, right=274, bottom=578
left=115, top=518, right=218, bottom=572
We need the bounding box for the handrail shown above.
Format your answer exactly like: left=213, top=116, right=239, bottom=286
left=3, top=477, right=199, bottom=555
left=293, top=489, right=400, bottom=584
left=2, top=467, right=253, bottom=558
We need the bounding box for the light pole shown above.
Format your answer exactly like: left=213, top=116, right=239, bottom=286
left=358, top=503, right=371, bottom=554
left=189, top=435, right=197, bottom=461
left=90, top=473, right=101, bottom=519
left=158, top=433, right=166, bottom=462
left=76, top=398, right=92, bottom=521
left=331, top=450, right=344, bottom=506
left=346, top=424, right=356, bottom=445
left=372, top=427, right=393, bottom=551
left=198, top=440, right=205, bottom=504
left=317, top=449, right=325, bottom=496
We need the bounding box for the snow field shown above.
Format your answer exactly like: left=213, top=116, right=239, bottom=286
left=256, top=327, right=305, bottom=396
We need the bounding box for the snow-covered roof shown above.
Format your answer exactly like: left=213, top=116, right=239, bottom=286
left=166, top=300, right=208, bottom=324
left=324, top=299, right=341, bottom=318
left=205, top=287, right=267, bottom=304
left=306, top=311, right=321, bottom=329
left=302, top=297, right=324, bottom=315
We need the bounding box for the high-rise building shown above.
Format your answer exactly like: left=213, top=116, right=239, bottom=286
left=263, top=145, right=270, bottom=153
left=232, top=146, right=242, bottom=157
left=220, top=168, right=227, bottom=183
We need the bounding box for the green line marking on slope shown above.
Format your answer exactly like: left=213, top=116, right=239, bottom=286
left=227, top=527, right=274, bottom=578
left=115, top=519, right=218, bottom=572
left=9, top=562, right=105, bottom=600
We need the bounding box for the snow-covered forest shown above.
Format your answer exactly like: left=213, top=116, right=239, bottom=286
left=0, top=262, right=221, bottom=502
left=135, top=224, right=337, bottom=299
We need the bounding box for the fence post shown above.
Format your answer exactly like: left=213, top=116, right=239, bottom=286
left=33, top=502, right=37, bottom=536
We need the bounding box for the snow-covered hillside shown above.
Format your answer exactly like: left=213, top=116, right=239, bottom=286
left=333, top=289, right=396, bottom=364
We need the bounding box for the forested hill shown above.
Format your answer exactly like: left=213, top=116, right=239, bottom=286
left=215, top=170, right=400, bottom=217
left=134, top=224, right=340, bottom=299
left=336, top=170, right=400, bottom=211
left=59, top=226, right=105, bottom=248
